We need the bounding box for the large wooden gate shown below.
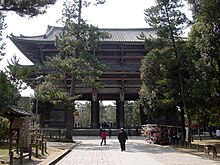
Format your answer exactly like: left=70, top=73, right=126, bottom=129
left=10, top=26, right=156, bottom=128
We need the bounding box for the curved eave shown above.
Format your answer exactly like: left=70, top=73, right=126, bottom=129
left=10, top=35, right=55, bottom=43
left=10, top=35, right=146, bottom=44
left=10, top=36, right=54, bottom=64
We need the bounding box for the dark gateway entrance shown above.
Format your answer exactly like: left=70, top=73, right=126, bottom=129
left=10, top=26, right=156, bottom=129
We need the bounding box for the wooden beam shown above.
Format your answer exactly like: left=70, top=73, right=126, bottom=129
left=99, top=49, right=146, bottom=52
left=97, top=56, right=144, bottom=59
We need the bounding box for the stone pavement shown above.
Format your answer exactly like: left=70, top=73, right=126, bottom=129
left=55, top=136, right=220, bottom=165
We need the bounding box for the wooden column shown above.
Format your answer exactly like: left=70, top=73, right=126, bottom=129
left=116, top=92, right=125, bottom=128
left=20, top=97, right=31, bottom=151
left=116, top=100, right=120, bottom=128
left=119, top=100, right=124, bottom=128
left=91, top=92, right=99, bottom=128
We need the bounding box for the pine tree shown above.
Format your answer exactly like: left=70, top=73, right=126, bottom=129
left=37, top=0, right=107, bottom=139
left=142, top=0, right=190, bottom=146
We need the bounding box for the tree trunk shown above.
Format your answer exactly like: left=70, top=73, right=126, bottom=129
left=180, top=106, right=186, bottom=146
left=165, top=6, right=188, bottom=147
left=198, top=124, right=202, bottom=141
left=186, top=109, right=192, bottom=148
left=65, top=109, right=73, bottom=140
left=40, top=114, right=43, bottom=128
left=65, top=76, right=76, bottom=140
left=65, top=0, right=82, bottom=140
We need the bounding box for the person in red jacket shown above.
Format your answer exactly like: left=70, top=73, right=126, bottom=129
left=100, top=129, right=107, bottom=146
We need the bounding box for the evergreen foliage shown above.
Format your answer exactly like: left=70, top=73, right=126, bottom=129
left=0, top=12, right=5, bottom=61
left=0, top=0, right=57, bottom=114
left=0, top=116, right=9, bottom=142
left=0, top=0, right=56, bottom=60
left=75, top=101, right=91, bottom=127
left=124, top=101, right=140, bottom=128
left=141, top=0, right=220, bottom=145
left=35, top=0, right=107, bottom=139
left=141, top=0, right=190, bottom=145
left=0, top=70, right=20, bottom=112
left=5, top=55, right=38, bottom=91
left=187, top=0, right=220, bottom=126
left=0, top=0, right=57, bottom=17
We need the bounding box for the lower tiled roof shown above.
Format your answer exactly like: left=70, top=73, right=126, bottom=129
left=106, top=64, right=140, bottom=71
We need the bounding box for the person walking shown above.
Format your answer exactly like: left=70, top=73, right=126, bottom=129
left=100, top=129, right=107, bottom=146
left=109, top=128, right=112, bottom=138
left=128, top=128, right=131, bottom=136
left=118, top=128, right=128, bottom=151
left=99, top=127, right=102, bottom=137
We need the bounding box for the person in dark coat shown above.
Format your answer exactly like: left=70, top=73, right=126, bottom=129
left=109, top=128, right=112, bottom=138
left=118, top=128, right=128, bottom=151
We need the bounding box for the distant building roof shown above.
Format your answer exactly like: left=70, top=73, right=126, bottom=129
left=10, top=25, right=157, bottom=43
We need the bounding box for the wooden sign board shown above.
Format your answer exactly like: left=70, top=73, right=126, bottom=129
left=11, top=117, right=24, bottom=130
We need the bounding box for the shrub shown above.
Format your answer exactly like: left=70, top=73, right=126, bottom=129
left=0, top=116, right=9, bottom=142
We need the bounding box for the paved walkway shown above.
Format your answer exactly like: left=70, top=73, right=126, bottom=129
left=56, top=136, right=220, bottom=165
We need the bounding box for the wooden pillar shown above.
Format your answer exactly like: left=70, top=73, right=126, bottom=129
left=116, top=100, right=120, bottom=128
left=119, top=100, right=124, bottom=128
left=29, top=146, right=32, bottom=160
left=19, top=97, right=31, bottom=151
left=10, top=150, right=13, bottom=165
left=116, top=92, right=125, bottom=128
left=9, top=126, right=13, bottom=156
left=16, top=130, right=19, bottom=154
left=91, top=92, right=99, bottom=128
left=20, top=147, right=23, bottom=164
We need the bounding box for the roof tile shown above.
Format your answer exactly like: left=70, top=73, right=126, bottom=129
left=11, top=26, right=156, bottom=42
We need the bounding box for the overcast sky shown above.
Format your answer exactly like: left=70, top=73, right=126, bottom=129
left=0, top=0, right=191, bottom=96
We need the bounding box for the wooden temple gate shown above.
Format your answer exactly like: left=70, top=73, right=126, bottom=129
left=10, top=26, right=156, bottom=129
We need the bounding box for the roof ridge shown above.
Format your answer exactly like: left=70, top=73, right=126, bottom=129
left=10, top=25, right=157, bottom=42
left=99, top=27, right=155, bottom=30
left=44, top=25, right=63, bottom=38
left=10, top=33, right=45, bottom=38
left=42, top=25, right=155, bottom=31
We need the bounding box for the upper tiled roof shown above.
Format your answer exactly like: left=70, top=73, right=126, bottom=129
left=11, top=25, right=156, bottom=43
